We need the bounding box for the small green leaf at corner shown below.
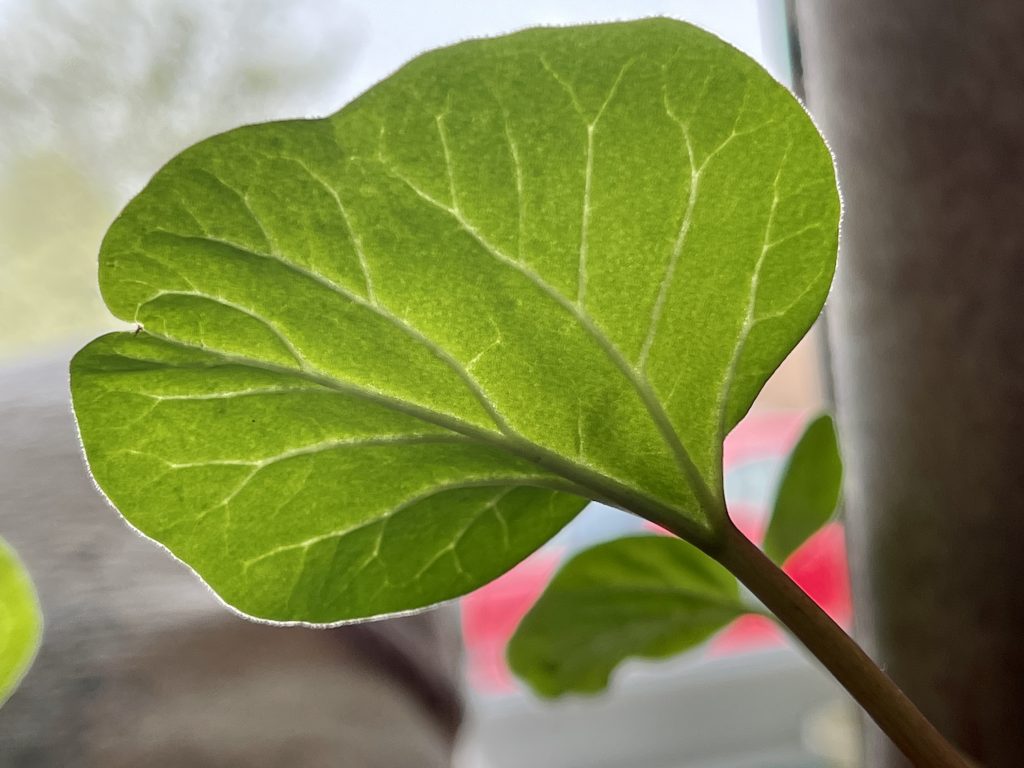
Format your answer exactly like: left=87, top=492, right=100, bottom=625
left=762, top=414, right=842, bottom=565
left=508, top=536, right=750, bottom=697
left=0, top=537, right=42, bottom=706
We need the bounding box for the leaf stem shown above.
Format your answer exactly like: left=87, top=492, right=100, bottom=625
left=701, top=521, right=970, bottom=768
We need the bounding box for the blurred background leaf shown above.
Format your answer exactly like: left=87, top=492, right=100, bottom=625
left=763, top=414, right=842, bottom=565
left=508, top=536, right=750, bottom=697
left=0, top=536, right=42, bottom=706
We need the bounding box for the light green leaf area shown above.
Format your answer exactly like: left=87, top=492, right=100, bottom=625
left=763, top=414, right=842, bottom=565
left=71, top=18, right=838, bottom=623
left=508, top=535, right=748, bottom=696
left=0, top=537, right=42, bottom=705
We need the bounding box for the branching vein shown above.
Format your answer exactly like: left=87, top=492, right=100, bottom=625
left=380, top=157, right=718, bottom=515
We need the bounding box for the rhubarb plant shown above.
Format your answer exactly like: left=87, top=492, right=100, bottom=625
left=69, top=19, right=969, bottom=766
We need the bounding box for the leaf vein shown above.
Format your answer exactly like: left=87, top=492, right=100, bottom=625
left=150, top=231, right=512, bottom=434
left=142, top=290, right=310, bottom=371
left=121, top=434, right=470, bottom=472
left=275, top=153, right=377, bottom=303
left=717, top=142, right=793, bottom=439
left=380, top=158, right=719, bottom=519
left=242, top=480, right=544, bottom=571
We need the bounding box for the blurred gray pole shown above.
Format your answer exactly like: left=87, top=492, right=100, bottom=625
left=794, top=3, right=1024, bottom=766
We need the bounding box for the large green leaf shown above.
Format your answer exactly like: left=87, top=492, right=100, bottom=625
left=508, top=535, right=749, bottom=696
left=71, top=18, right=839, bottom=623
left=763, top=414, right=842, bottom=565
left=0, top=537, right=42, bottom=705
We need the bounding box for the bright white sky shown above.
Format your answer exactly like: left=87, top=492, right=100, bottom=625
left=336, top=0, right=791, bottom=104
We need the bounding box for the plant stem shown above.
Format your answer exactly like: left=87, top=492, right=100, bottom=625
left=707, top=521, right=971, bottom=768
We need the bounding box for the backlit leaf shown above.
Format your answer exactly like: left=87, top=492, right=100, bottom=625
left=71, top=19, right=839, bottom=623
left=508, top=536, right=748, bottom=696
left=0, top=537, right=42, bottom=705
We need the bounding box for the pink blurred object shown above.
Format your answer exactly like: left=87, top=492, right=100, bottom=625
left=723, top=410, right=806, bottom=468
left=460, top=553, right=561, bottom=693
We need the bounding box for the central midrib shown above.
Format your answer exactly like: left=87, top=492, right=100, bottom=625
left=123, top=330, right=716, bottom=545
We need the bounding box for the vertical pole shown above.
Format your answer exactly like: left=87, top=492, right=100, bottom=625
left=794, top=2, right=1024, bottom=765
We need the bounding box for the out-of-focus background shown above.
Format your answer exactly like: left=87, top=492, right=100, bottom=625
left=0, top=2, right=850, bottom=766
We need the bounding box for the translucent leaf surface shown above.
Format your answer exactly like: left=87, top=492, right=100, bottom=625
left=71, top=19, right=839, bottom=623
left=0, top=537, right=42, bottom=705
left=763, top=414, right=843, bottom=565
left=508, top=536, right=748, bottom=696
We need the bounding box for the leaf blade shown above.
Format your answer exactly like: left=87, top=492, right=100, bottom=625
left=72, top=333, right=586, bottom=622
left=72, top=19, right=839, bottom=623
left=763, top=414, right=843, bottom=565
left=508, top=536, right=749, bottom=696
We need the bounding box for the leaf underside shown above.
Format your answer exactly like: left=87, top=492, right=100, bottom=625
left=508, top=535, right=748, bottom=696
left=71, top=18, right=839, bottom=623
left=0, top=537, right=42, bottom=705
